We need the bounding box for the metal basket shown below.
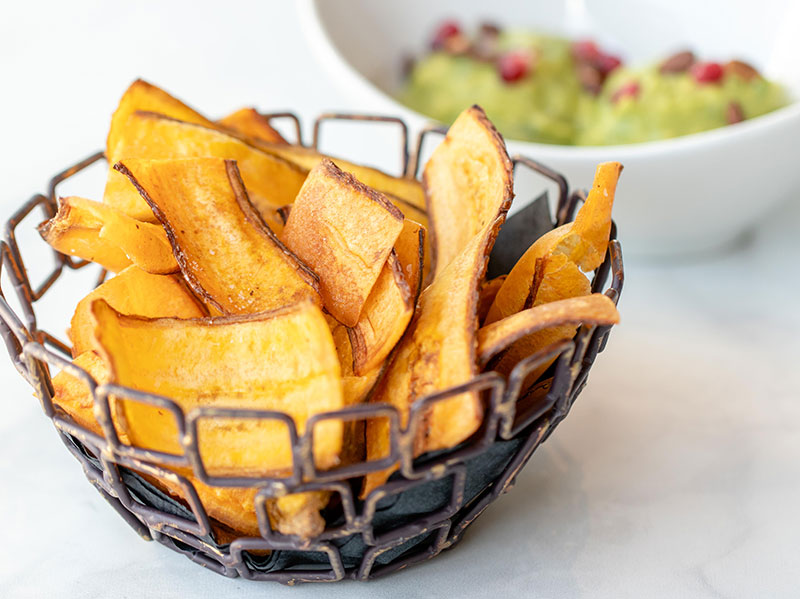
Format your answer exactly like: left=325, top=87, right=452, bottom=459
left=0, top=113, right=623, bottom=584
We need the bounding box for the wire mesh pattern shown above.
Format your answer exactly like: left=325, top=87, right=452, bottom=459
left=0, top=113, right=623, bottom=584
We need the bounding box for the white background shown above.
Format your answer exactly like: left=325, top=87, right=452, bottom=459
left=1, top=1, right=799, bottom=597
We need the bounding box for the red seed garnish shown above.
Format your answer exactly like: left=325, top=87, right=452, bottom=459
left=595, top=53, right=622, bottom=75
left=611, top=82, right=640, bottom=103
left=431, top=20, right=461, bottom=51
left=572, top=40, right=601, bottom=62
left=691, top=61, right=724, bottom=84
left=498, top=50, right=533, bottom=83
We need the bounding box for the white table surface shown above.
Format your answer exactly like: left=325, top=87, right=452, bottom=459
left=1, top=2, right=799, bottom=597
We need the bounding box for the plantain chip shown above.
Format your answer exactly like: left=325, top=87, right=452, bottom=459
left=267, top=491, right=331, bottom=539
left=91, top=298, right=344, bottom=476
left=477, top=275, right=506, bottom=326
left=258, top=142, right=426, bottom=213
left=216, top=107, right=288, bottom=145
left=51, top=351, right=262, bottom=537
left=51, top=351, right=111, bottom=435
left=347, top=250, right=414, bottom=376
left=69, top=265, right=205, bottom=356
left=477, top=294, right=620, bottom=368
left=106, top=79, right=215, bottom=159
left=281, top=159, right=404, bottom=327
left=423, top=105, right=514, bottom=281
left=104, top=111, right=306, bottom=225
left=115, top=157, right=320, bottom=315
left=363, top=218, right=506, bottom=495
left=486, top=161, right=622, bottom=325
left=393, top=219, right=426, bottom=303
left=38, top=196, right=177, bottom=274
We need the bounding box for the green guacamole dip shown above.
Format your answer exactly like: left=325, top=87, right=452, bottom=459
left=401, top=30, right=788, bottom=146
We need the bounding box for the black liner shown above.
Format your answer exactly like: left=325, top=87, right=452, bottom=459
left=0, top=112, right=623, bottom=584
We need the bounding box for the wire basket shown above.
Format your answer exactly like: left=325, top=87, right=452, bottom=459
left=0, top=113, right=623, bottom=584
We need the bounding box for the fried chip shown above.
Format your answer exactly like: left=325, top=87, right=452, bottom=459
left=281, top=159, right=404, bottom=327
left=38, top=196, right=177, bottom=274
left=486, top=161, right=622, bottom=325
left=106, top=79, right=215, bottom=159
left=51, top=351, right=262, bottom=537
left=393, top=219, right=426, bottom=303
left=347, top=251, right=414, bottom=376
left=217, top=107, right=288, bottom=145
left=477, top=275, right=506, bottom=325
left=115, top=157, right=320, bottom=314
left=69, top=266, right=205, bottom=356
left=477, top=294, right=620, bottom=367
left=423, top=105, right=514, bottom=280
left=104, top=111, right=306, bottom=224
left=91, top=298, right=344, bottom=475
left=363, top=218, right=506, bottom=495
left=258, top=142, right=427, bottom=213
left=51, top=351, right=111, bottom=435
left=267, top=491, right=331, bottom=539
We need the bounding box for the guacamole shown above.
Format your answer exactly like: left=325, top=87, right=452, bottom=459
left=401, top=23, right=789, bottom=146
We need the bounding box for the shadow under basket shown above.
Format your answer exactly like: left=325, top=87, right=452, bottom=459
left=0, top=113, right=623, bottom=584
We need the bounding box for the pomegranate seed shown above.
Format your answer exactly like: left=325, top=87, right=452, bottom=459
left=431, top=20, right=461, bottom=50
left=572, top=40, right=601, bottom=62
left=595, top=53, right=622, bottom=75
left=611, top=82, right=640, bottom=103
left=691, top=61, right=724, bottom=84
left=498, top=50, right=532, bottom=83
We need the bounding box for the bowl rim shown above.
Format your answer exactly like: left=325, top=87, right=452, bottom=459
left=298, top=0, right=800, bottom=159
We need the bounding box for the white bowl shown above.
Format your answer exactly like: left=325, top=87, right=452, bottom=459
left=298, top=0, right=800, bottom=257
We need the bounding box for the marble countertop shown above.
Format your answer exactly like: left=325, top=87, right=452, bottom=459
left=1, top=2, right=799, bottom=597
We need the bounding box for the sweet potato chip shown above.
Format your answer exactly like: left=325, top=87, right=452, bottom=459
left=116, top=157, right=320, bottom=314
left=486, top=161, right=622, bottom=325
left=364, top=217, right=506, bottom=495
left=104, top=111, right=306, bottom=224
left=91, top=299, right=344, bottom=475
left=348, top=251, right=413, bottom=376
left=38, top=196, right=177, bottom=274
left=393, top=219, right=426, bottom=303
left=106, top=79, right=215, bottom=159
left=423, top=105, right=514, bottom=280
left=217, top=107, right=288, bottom=145
left=281, top=159, right=404, bottom=327
left=477, top=294, right=620, bottom=367
left=69, top=265, right=205, bottom=356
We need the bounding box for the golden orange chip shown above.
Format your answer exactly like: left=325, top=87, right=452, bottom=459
left=91, top=298, right=344, bottom=476
left=38, top=196, right=177, bottom=274
left=363, top=218, right=505, bottom=495
left=51, top=351, right=110, bottom=435
left=477, top=294, right=620, bottom=367
left=423, top=105, right=514, bottom=280
left=106, top=79, right=215, bottom=159
left=216, top=107, right=288, bottom=145
left=486, top=161, right=622, bottom=325
left=348, top=251, right=414, bottom=376
left=393, top=219, right=426, bottom=303
left=104, top=111, right=306, bottom=224
left=69, top=265, right=205, bottom=356
left=281, top=159, right=404, bottom=327
left=116, top=157, right=320, bottom=315
left=477, top=275, right=506, bottom=325
left=258, top=142, right=427, bottom=213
